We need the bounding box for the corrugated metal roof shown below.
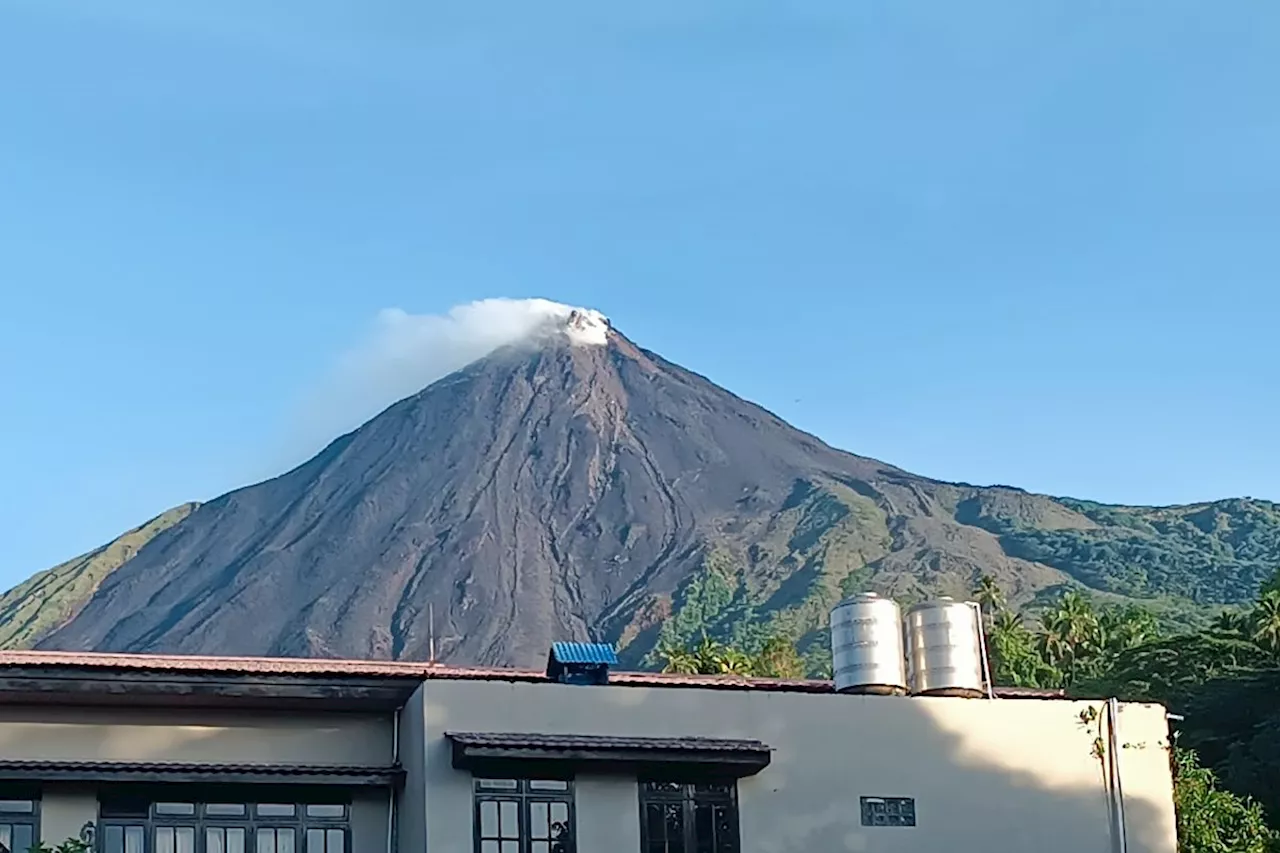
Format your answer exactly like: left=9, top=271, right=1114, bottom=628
left=0, top=650, right=1066, bottom=698
left=0, top=759, right=395, bottom=776
left=445, top=731, right=769, bottom=754
left=549, top=642, right=618, bottom=665
left=0, top=650, right=425, bottom=678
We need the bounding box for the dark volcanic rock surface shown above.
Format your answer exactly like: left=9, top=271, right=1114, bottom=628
left=40, top=330, right=926, bottom=666
left=48, top=321, right=1255, bottom=667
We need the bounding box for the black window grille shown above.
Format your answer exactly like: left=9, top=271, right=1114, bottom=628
left=0, top=795, right=39, bottom=853
left=638, top=781, right=739, bottom=853
left=98, top=791, right=348, bottom=853
left=472, top=777, right=574, bottom=853
left=859, top=796, right=916, bottom=827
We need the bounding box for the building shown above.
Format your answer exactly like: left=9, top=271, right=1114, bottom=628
left=0, top=648, right=1178, bottom=853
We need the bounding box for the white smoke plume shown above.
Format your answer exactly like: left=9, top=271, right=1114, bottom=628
left=282, top=298, right=608, bottom=463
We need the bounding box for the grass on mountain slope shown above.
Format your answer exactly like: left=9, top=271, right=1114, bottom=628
left=0, top=503, right=198, bottom=649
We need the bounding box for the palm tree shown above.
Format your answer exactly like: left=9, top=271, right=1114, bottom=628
left=992, top=610, right=1022, bottom=631
left=973, top=574, right=1006, bottom=621
left=1098, top=605, right=1160, bottom=655
left=1211, top=609, right=1250, bottom=637
left=711, top=642, right=757, bottom=675
left=659, top=635, right=758, bottom=675
left=1249, top=590, right=1280, bottom=655
left=1038, top=623, right=1072, bottom=673
left=656, top=639, right=701, bottom=674
left=656, top=634, right=806, bottom=678
left=1040, top=591, right=1102, bottom=684
left=1061, top=592, right=1101, bottom=644
left=988, top=609, right=1063, bottom=688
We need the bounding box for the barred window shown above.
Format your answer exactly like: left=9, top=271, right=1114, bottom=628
left=639, top=781, right=739, bottom=853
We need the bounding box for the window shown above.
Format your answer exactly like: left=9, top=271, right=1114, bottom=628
left=639, top=781, right=739, bottom=853
left=473, top=778, right=574, bottom=853
left=0, top=797, right=38, bottom=853
left=254, top=828, right=295, bottom=853
left=98, top=793, right=348, bottom=853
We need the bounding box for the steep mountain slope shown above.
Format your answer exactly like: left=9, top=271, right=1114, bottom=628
left=0, top=503, right=198, bottom=649
left=12, top=315, right=1280, bottom=668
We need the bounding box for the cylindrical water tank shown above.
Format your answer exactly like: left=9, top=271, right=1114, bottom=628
left=830, top=593, right=907, bottom=695
left=904, top=598, right=986, bottom=697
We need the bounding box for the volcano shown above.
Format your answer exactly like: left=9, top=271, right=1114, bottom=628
left=14, top=307, right=1280, bottom=668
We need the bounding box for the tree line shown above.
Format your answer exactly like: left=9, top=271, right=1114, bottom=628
left=656, top=573, right=1280, bottom=852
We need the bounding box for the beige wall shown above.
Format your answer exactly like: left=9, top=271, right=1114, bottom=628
left=395, top=687, right=428, bottom=853
left=420, top=680, right=1179, bottom=853
left=0, top=707, right=392, bottom=766
left=40, top=785, right=97, bottom=845
left=351, top=792, right=391, bottom=853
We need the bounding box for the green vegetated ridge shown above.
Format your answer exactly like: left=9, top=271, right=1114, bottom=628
left=0, top=503, right=199, bottom=650
left=636, top=478, right=894, bottom=676
left=638, top=481, right=1280, bottom=677
left=987, top=496, right=1280, bottom=603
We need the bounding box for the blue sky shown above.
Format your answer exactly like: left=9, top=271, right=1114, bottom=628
left=1, top=1, right=1277, bottom=582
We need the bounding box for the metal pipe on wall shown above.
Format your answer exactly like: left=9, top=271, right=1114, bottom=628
left=1106, top=697, right=1129, bottom=853
left=968, top=600, right=997, bottom=699
left=387, top=707, right=401, bottom=853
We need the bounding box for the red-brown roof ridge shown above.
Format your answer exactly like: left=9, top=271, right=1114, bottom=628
left=0, top=650, right=1065, bottom=698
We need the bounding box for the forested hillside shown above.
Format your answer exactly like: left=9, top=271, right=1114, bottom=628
left=997, top=498, right=1280, bottom=603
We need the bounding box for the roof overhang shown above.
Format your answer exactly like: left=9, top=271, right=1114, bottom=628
left=0, top=665, right=420, bottom=712
left=445, top=732, right=771, bottom=780
left=0, top=760, right=402, bottom=787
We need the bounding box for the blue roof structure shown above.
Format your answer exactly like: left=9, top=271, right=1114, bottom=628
left=546, top=642, right=618, bottom=685
left=550, top=642, right=618, bottom=666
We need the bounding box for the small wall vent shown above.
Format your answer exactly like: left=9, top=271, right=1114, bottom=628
left=860, top=796, right=916, bottom=827
left=546, top=642, right=618, bottom=685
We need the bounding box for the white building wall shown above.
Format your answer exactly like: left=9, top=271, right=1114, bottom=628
left=421, top=679, right=1179, bottom=853
left=573, top=775, right=640, bottom=852
left=40, top=785, right=97, bottom=845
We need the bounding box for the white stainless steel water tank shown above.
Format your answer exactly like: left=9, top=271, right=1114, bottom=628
left=830, top=593, right=907, bottom=695
left=904, top=598, right=985, bottom=697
